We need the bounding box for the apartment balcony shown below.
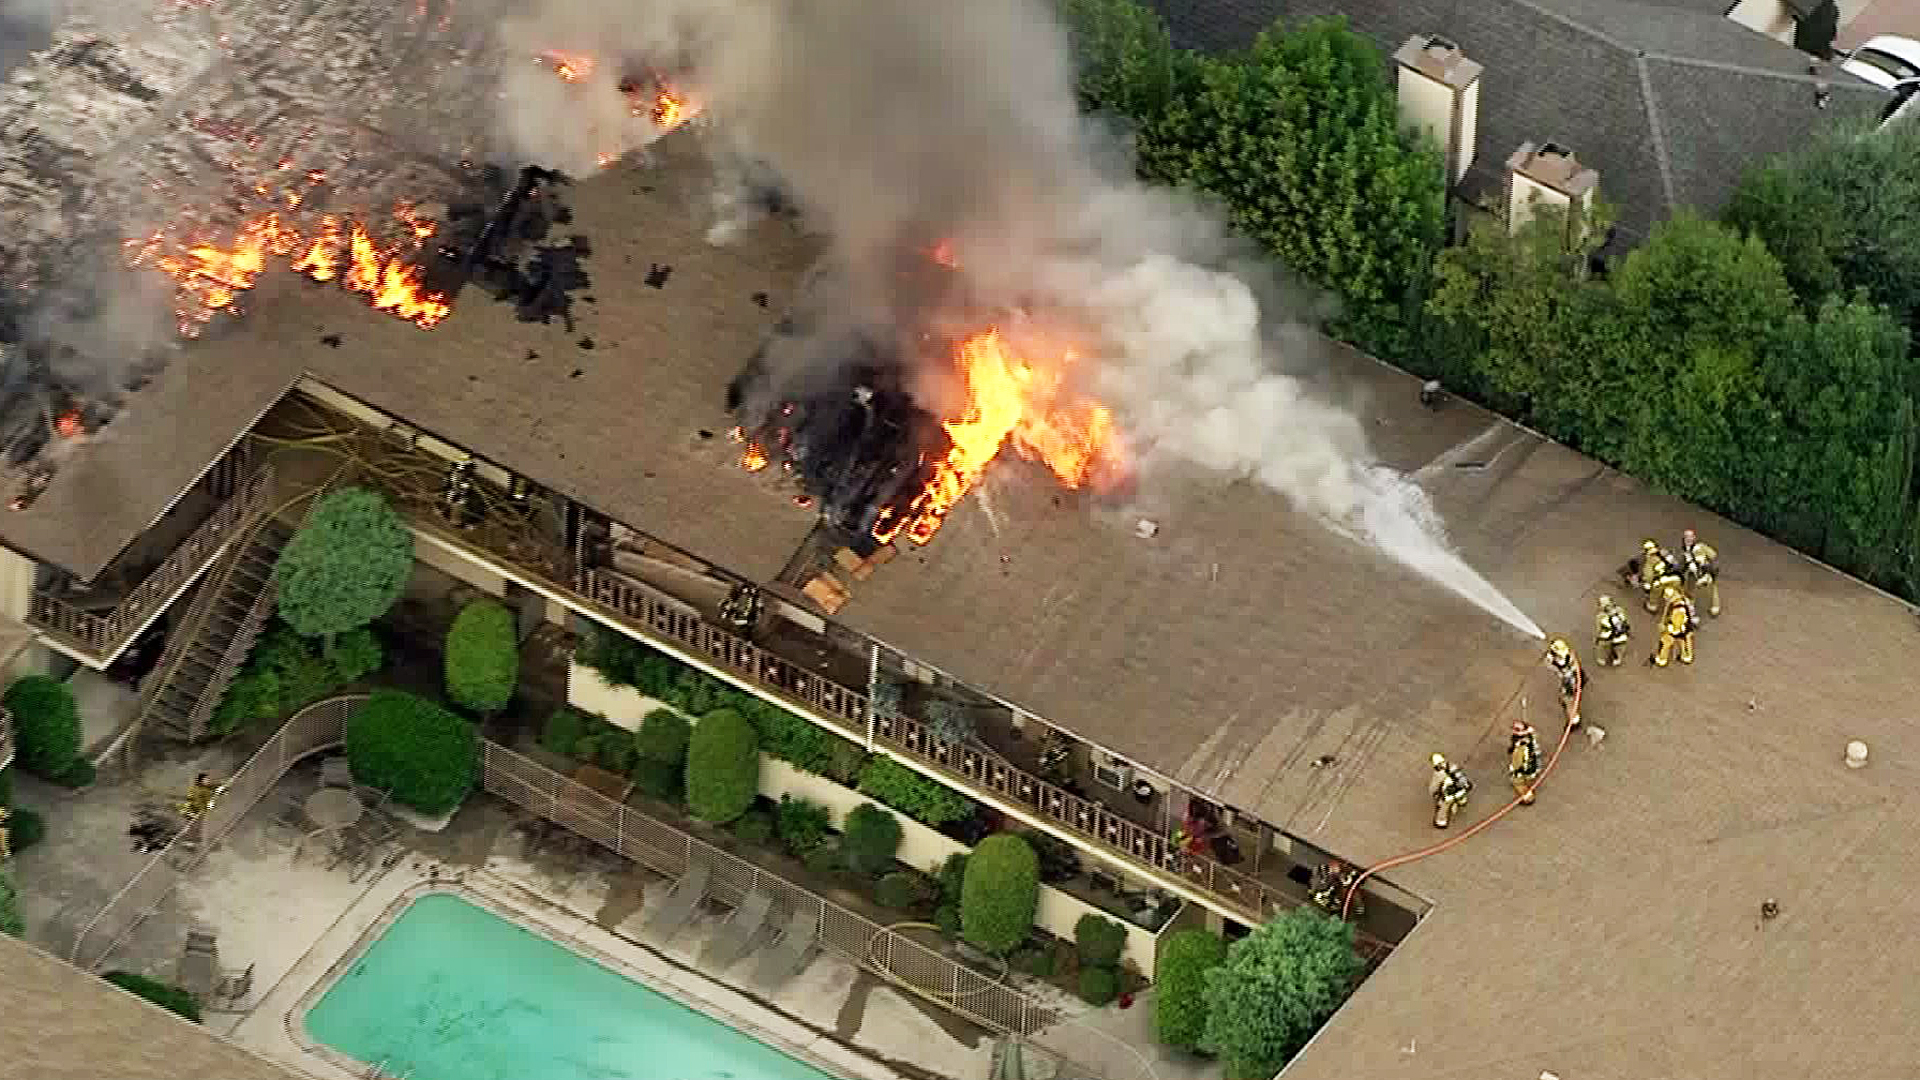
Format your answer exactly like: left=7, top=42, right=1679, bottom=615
left=27, top=445, right=270, bottom=665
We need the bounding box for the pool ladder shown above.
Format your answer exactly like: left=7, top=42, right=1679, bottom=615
left=364, top=1061, right=413, bottom=1079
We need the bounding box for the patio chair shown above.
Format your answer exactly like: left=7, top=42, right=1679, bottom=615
left=177, top=929, right=219, bottom=1002
left=642, top=860, right=711, bottom=943
left=751, top=908, right=819, bottom=987
left=320, top=756, right=354, bottom=790
left=701, top=889, right=774, bottom=969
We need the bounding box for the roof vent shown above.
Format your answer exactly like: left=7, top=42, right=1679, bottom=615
left=1392, top=34, right=1483, bottom=186
left=1846, top=740, right=1869, bottom=768
left=1134, top=518, right=1160, bottom=539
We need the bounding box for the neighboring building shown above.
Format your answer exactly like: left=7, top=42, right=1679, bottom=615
left=4, top=132, right=1920, bottom=1080
left=0, top=935, right=303, bottom=1079
left=1140, top=0, right=1889, bottom=246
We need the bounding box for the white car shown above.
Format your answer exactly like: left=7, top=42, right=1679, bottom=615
left=1841, top=34, right=1920, bottom=90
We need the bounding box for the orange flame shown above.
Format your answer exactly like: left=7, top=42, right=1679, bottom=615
left=539, top=51, right=594, bottom=83
left=653, top=89, right=698, bottom=130
left=931, top=240, right=958, bottom=269
left=291, top=216, right=344, bottom=282
left=54, top=410, right=83, bottom=439
left=863, top=330, right=1123, bottom=545
left=741, top=443, right=769, bottom=472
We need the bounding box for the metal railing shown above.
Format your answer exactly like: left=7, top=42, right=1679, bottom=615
left=577, top=567, right=1391, bottom=959
left=68, top=695, right=367, bottom=970
left=29, top=448, right=269, bottom=661
left=0, top=707, right=12, bottom=772
left=480, top=741, right=1063, bottom=1039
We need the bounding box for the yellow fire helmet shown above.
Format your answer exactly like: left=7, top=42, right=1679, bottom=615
left=1430, top=753, right=1447, bottom=769
left=1548, top=637, right=1572, bottom=658
left=1598, top=594, right=1615, bottom=609
left=1642, top=538, right=1659, bottom=553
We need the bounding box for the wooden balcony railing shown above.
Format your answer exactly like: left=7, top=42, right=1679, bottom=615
left=577, top=567, right=1393, bottom=959
left=28, top=448, right=270, bottom=662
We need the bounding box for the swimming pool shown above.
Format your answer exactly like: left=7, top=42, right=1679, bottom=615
left=305, top=891, right=839, bottom=1080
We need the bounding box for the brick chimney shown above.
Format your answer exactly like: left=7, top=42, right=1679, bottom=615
left=1392, top=34, right=1482, bottom=186
left=1504, top=141, right=1599, bottom=246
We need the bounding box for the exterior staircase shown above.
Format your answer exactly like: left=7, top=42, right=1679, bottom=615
left=135, top=517, right=293, bottom=744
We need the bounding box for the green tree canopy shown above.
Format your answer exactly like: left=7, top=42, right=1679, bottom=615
left=960, top=833, right=1039, bottom=956
left=1154, top=928, right=1227, bottom=1050
left=1131, top=19, right=1446, bottom=355
left=3, top=674, right=82, bottom=780
left=344, top=690, right=478, bottom=816
left=274, top=486, right=413, bottom=639
left=1058, top=0, right=1177, bottom=117
left=443, top=600, right=519, bottom=714
left=685, top=708, right=759, bottom=824
left=1202, top=908, right=1363, bottom=1078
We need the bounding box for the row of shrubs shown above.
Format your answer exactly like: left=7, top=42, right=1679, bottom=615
left=573, top=628, right=979, bottom=828
left=212, top=622, right=383, bottom=739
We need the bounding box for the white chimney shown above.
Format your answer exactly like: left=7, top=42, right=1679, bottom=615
left=1505, top=141, right=1600, bottom=246
left=1392, top=34, right=1482, bottom=186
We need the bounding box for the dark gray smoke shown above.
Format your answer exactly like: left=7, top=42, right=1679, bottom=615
left=498, top=0, right=1541, bottom=635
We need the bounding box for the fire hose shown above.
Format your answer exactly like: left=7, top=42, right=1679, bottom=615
left=1339, top=647, right=1581, bottom=920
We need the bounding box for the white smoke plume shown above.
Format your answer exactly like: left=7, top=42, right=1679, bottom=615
left=492, top=0, right=1541, bottom=638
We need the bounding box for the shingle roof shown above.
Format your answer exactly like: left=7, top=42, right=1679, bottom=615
left=0, top=935, right=304, bottom=1080
left=1138, top=0, right=1887, bottom=240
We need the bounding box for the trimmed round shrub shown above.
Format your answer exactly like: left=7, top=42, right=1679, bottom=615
left=961, top=834, right=1039, bottom=956
left=874, top=871, right=922, bottom=910
left=730, top=807, right=775, bottom=845
left=444, top=600, right=519, bottom=714
left=1012, top=944, right=1056, bottom=978
left=839, top=803, right=902, bottom=876
left=803, top=844, right=842, bottom=876
left=344, top=690, right=479, bottom=816
left=633, top=709, right=691, bottom=802
left=775, top=795, right=831, bottom=857
left=1076, top=913, right=1128, bottom=970
left=7, top=807, right=43, bottom=853
left=685, top=708, right=758, bottom=824
left=1078, top=964, right=1120, bottom=1006
left=5, top=675, right=83, bottom=779
left=103, top=971, right=202, bottom=1022
left=274, top=486, right=412, bottom=638
left=540, top=708, right=586, bottom=757
left=1155, top=928, right=1227, bottom=1051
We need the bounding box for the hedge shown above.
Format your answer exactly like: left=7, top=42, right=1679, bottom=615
left=103, top=971, right=203, bottom=1022
left=775, top=795, right=831, bottom=857
left=875, top=871, right=923, bottom=909
left=634, top=708, right=691, bottom=802
left=961, top=834, right=1039, bottom=956
left=730, top=806, right=776, bottom=844
left=857, top=756, right=975, bottom=826
left=840, top=803, right=903, bottom=876
left=4, top=675, right=83, bottom=779
left=1078, top=964, right=1120, bottom=1006
left=213, top=623, right=383, bottom=739
left=444, top=600, right=519, bottom=714
left=344, top=690, right=479, bottom=815
left=1076, top=913, right=1128, bottom=970
left=0, top=869, right=22, bottom=937
left=1155, top=928, right=1227, bottom=1050
left=7, top=807, right=43, bottom=853
left=685, top=708, right=758, bottom=824
left=539, top=708, right=586, bottom=756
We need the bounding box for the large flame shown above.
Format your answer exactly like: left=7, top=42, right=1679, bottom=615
left=876, top=329, right=1122, bottom=545
left=133, top=203, right=450, bottom=336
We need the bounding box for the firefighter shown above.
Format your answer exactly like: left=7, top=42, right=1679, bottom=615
left=1635, top=539, right=1683, bottom=612
left=178, top=772, right=225, bottom=822
left=1309, top=858, right=1364, bottom=919
left=1594, top=595, right=1631, bottom=667
left=1650, top=585, right=1698, bottom=667
left=1429, top=753, right=1473, bottom=829
left=1679, top=528, right=1722, bottom=617
left=1508, top=720, right=1543, bottom=805
left=1545, top=637, right=1584, bottom=727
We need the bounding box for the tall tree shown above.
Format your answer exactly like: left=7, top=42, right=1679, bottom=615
left=1202, top=908, right=1363, bottom=1079
left=274, top=486, right=413, bottom=641
left=1132, top=19, right=1446, bottom=356
left=1056, top=0, right=1177, bottom=119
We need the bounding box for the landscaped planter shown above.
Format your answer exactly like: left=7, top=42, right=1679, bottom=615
left=566, top=660, right=668, bottom=732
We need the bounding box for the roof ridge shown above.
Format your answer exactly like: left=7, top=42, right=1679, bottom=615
left=1489, top=0, right=1637, bottom=55
left=1644, top=50, right=1882, bottom=89
left=1634, top=53, right=1680, bottom=212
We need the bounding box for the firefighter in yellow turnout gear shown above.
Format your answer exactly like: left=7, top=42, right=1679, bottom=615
left=1545, top=637, right=1584, bottom=727
left=1508, top=720, right=1543, bottom=805
left=1680, top=528, right=1721, bottom=617
left=1309, top=859, right=1364, bottom=919
left=1635, top=539, right=1684, bottom=613
left=1594, top=595, right=1631, bottom=667
left=1429, top=753, right=1473, bottom=829
left=1650, top=585, right=1698, bottom=667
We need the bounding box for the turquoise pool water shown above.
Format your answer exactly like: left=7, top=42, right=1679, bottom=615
left=306, top=892, right=838, bottom=1080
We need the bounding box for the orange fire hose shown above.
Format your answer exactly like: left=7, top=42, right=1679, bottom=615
left=1339, top=648, right=1581, bottom=921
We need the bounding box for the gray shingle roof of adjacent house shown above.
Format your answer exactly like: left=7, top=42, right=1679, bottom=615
left=0, top=936, right=303, bottom=1080
left=1137, top=0, right=1888, bottom=241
